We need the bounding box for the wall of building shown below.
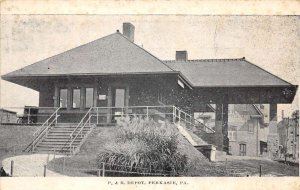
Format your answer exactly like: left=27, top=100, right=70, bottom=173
left=227, top=104, right=269, bottom=157
left=37, top=75, right=185, bottom=123
left=0, top=109, right=18, bottom=123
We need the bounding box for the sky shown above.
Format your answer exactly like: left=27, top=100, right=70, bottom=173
left=0, top=15, right=299, bottom=118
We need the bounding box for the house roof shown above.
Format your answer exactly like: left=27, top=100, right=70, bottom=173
left=164, top=59, right=293, bottom=87
left=2, top=32, right=175, bottom=78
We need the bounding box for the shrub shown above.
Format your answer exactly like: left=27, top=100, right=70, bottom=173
left=97, top=116, right=187, bottom=176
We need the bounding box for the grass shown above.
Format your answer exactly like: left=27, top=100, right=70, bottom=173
left=0, top=124, right=39, bottom=167
left=1, top=124, right=298, bottom=177
left=214, top=158, right=299, bottom=176
left=48, top=126, right=212, bottom=176
left=48, top=125, right=299, bottom=176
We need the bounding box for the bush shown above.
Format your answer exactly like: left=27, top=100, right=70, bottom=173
left=97, top=116, right=188, bottom=176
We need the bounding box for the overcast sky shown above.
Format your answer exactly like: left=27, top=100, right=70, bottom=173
left=0, top=15, right=299, bottom=117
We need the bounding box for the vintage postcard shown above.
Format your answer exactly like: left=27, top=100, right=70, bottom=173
left=0, top=1, right=299, bottom=190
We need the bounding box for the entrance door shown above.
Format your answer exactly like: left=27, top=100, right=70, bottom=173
left=239, top=144, right=246, bottom=156
left=113, top=88, right=126, bottom=108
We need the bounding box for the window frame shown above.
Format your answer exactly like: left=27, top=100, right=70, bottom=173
left=228, top=130, right=237, bottom=142
left=248, top=120, right=255, bottom=133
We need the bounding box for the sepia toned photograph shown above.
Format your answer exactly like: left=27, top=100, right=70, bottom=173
left=0, top=3, right=299, bottom=182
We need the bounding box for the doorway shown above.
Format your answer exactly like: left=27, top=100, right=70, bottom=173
left=113, top=88, right=126, bottom=108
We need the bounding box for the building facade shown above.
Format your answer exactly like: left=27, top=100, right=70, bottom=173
left=277, top=111, right=299, bottom=160
left=196, top=104, right=270, bottom=157
left=1, top=22, right=297, bottom=153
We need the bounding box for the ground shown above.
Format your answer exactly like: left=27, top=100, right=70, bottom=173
left=1, top=125, right=299, bottom=177
left=0, top=124, right=39, bottom=168
left=47, top=127, right=299, bottom=177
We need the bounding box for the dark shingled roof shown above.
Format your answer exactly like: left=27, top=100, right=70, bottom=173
left=164, top=59, right=292, bottom=87
left=2, top=32, right=175, bottom=78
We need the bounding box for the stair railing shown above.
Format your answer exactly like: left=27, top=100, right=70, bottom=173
left=69, top=107, right=94, bottom=154
left=24, top=107, right=61, bottom=152
left=172, top=106, right=215, bottom=133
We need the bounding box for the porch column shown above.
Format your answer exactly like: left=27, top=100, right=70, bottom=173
left=269, top=104, right=278, bottom=133
left=107, top=85, right=112, bottom=123
left=267, top=104, right=279, bottom=157
left=215, top=103, right=229, bottom=152
left=54, top=85, right=59, bottom=107
left=80, top=87, right=85, bottom=110
left=93, top=81, right=98, bottom=107
left=67, top=87, right=72, bottom=111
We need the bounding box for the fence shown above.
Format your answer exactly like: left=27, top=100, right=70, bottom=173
left=1, top=157, right=272, bottom=177
left=89, top=106, right=214, bottom=133
left=46, top=160, right=180, bottom=177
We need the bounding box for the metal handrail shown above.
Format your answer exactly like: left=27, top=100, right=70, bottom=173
left=92, top=105, right=214, bottom=132
left=33, top=107, right=60, bottom=136
left=69, top=107, right=93, bottom=138
left=173, top=106, right=215, bottom=133
left=69, top=114, right=94, bottom=154
left=24, top=107, right=61, bottom=152
left=28, top=115, right=60, bottom=151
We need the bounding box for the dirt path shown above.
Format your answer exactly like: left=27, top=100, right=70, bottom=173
left=2, top=154, right=67, bottom=177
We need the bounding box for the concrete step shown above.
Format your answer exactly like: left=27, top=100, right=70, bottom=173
left=36, top=144, right=77, bottom=148
left=42, top=139, right=81, bottom=142
left=51, top=128, right=91, bottom=131
left=48, top=131, right=89, bottom=135
left=38, top=142, right=80, bottom=146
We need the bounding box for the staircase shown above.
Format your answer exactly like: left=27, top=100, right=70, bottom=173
left=24, top=107, right=95, bottom=155
left=25, top=106, right=216, bottom=157
left=34, top=123, right=94, bottom=154
left=172, top=107, right=217, bottom=161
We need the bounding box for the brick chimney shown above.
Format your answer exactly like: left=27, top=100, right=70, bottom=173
left=123, top=22, right=135, bottom=42
left=176, top=51, right=188, bottom=61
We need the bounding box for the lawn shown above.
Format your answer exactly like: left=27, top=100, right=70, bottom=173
left=47, top=126, right=213, bottom=176
left=48, top=126, right=299, bottom=177
left=0, top=124, right=39, bottom=167
left=1, top=124, right=298, bottom=177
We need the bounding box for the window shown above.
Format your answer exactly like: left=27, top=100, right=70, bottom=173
left=248, top=120, right=255, bottom=133
left=239, top=144, right=246, bottom=156
left=85, top=88, right=94, bottom=108
left=72, top=88, right=81, bottom=109
left=59, top=89, right=68, bottom=108
left=228, top=131, right=237, bottom=141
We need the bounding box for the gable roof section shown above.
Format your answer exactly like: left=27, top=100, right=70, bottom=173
left=164, top=58, right=293, bottom=87
left=2, top=32, right=175, bottom=78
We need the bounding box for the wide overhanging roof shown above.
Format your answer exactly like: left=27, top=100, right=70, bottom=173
left=1, top=31, right=297, bottom=103
left=164, top=58, right=294, bottom=87
left=2, top=32, right=176, bottom=78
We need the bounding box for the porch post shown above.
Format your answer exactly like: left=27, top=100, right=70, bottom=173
left=107, top=85, right=112, bottom=123
left=80, top=87, right=85, bottom=111
left=93, top=80, right=98, bottom=107
left=269, top=104, right=278, bottom=133
left=215, top=103, right=229, bottom=152
left=54, top=85, right=59, bottom=107
left=267, top=104, right=279, bottom=157
left=67, top=86, right=72, bottom=111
